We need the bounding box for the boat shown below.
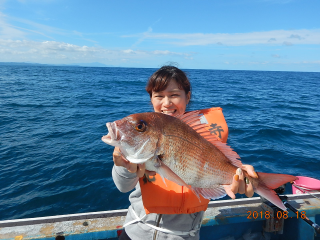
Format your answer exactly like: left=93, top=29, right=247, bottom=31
left=1, top=191, right=319, bottom=240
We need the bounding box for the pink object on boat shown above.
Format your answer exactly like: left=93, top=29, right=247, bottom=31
left=292, top=176, right=320, bottom=194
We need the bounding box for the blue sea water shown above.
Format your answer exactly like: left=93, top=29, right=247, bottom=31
left=0, top=65, right=319, bottom=221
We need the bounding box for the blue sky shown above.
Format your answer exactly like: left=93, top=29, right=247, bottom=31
left=0, top=0, right=319, bottom=71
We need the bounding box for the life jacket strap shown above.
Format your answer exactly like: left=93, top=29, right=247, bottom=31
left=123, top=207, right=202, bottom=237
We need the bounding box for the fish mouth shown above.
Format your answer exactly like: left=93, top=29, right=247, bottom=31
left=101, top=122, right=119, bottom=146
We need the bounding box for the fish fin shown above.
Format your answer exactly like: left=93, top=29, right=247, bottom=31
left=254, top=173, right=297, bottom=211
left=255, top=186, right=287, bottom=211
left=256, top=172, right=297, bottom=189
left=204, top=138, right=242, bottom=168
left=192, top=186, right=227, bottom=200
left=156, top=160, right=189, bottom=188
left=189, top=187, right=202, bottom=202
left=175, top=110, right=201, bottom=125
left=177, top=110, right=242, bottom=168
left=159, top=174, right=167, bottom=187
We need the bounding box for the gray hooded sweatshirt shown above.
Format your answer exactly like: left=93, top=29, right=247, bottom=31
left=112, top=165, right=205, bottom=240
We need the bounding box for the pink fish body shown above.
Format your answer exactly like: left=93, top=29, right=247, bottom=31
left=102, top=111, right=297, bottom=210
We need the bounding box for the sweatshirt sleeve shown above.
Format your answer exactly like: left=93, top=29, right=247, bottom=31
left=112, top=165, right=139, bottom=193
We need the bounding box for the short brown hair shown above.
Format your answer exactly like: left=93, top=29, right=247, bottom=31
left=146, top=66, right=191, bottom=98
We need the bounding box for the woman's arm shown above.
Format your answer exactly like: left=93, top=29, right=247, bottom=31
left=112, top=165, right=139, bottom=192
left=112, top=147, right=156, bottom=192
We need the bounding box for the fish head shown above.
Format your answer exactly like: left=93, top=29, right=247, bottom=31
left=102, top=113, right=162, bottom=164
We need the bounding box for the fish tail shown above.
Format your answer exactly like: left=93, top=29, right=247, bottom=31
left=254, top=172, right=297, bottom=211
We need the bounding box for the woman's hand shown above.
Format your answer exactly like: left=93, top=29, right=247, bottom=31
left=113, top=147, right=156, bottom=178
left=223, top=165, right=258, bottom=199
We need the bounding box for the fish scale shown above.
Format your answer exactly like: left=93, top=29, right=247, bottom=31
left=102, top=111, right=297, bottom=211
left=160, top=121, right=235, bottom=188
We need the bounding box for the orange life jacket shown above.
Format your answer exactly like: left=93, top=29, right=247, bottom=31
left=139, top=107, right=229, bottom=214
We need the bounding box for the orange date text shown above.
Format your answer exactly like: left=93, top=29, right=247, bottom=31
left=246, top=210, right=306, bottom=219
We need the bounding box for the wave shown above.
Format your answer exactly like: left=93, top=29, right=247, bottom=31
left=1, top=66, right=319, bottom=220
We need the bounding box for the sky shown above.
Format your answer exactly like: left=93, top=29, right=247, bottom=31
left=0, top=0, right=319, bottom=72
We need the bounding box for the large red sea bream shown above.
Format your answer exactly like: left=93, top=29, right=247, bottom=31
left=102, top=111, right=296, bottom=210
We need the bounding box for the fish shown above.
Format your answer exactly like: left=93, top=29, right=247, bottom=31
left=102, top=111, right=297, bottom=211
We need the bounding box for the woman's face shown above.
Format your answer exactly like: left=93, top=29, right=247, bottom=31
left=151, top=79, right=191, bottom=116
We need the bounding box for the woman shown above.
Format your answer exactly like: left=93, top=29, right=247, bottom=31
left=112, top=66, right=257, bottom=239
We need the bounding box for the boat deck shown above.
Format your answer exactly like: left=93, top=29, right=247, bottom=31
left=1, top=193, right=320, bottom=240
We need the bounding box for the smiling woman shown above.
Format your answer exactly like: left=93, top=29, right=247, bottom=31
left=146, top=66, right=191, bottom=116
left=109, top=65, right=258, bottom=240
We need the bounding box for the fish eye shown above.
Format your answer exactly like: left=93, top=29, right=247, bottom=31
left=135, top=120, right=147, bottom=132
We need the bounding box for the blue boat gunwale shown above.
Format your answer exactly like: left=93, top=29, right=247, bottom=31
left=0, top=192, right=319, bottom=240
left=1, top=192, right=319, bottom=228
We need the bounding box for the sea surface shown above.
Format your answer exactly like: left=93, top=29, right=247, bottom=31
left=0, top=65, right=319, bottom=221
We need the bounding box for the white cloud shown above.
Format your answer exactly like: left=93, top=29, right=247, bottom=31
left=283, top=41, right=293, bottom=46
left=0, top=11, right=114, bottom=45
left=131, top=27, right=153, bottom=48
left=0, top=11, right=67, bottom=40
left=124, top=29, right=320, bottom=46
left=0, top=12, right=27, bottom=39
left=0, top=39, right=191, bottom=64
left=289, top=34, right=303, bottom=40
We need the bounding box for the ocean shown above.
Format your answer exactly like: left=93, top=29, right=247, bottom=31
left=0, top=65, right=319, bottom=221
